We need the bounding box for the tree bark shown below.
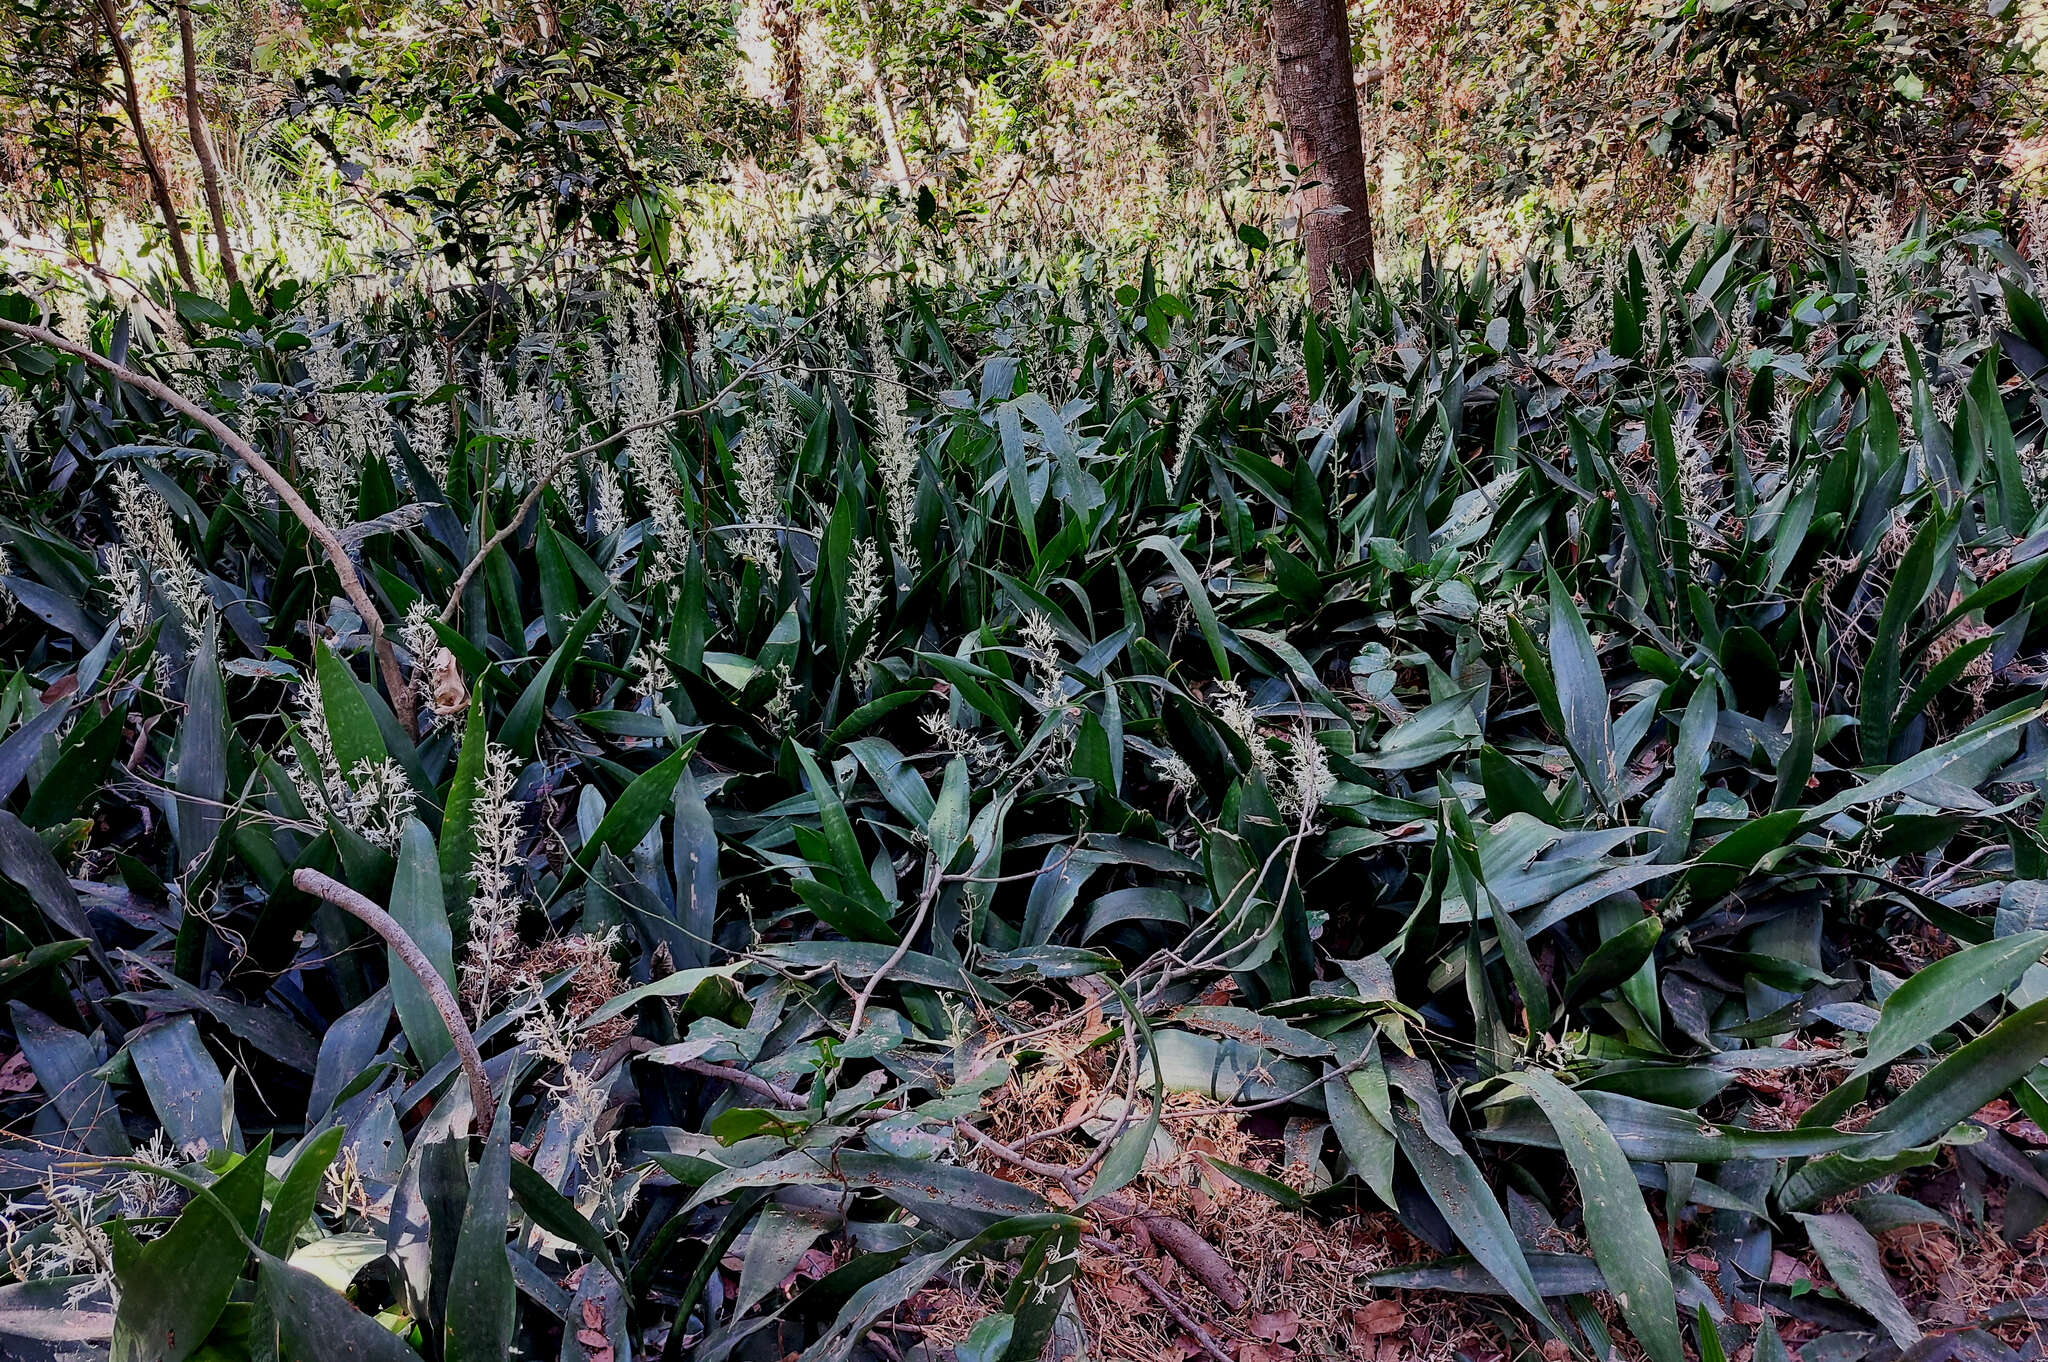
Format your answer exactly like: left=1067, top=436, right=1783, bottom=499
left=861, top=56, right=912, bottom=188
left=764, top=0, right=804, bottom=146
left=174, top=0, right=240, bottom=291
left=93, top=0, right=197, bottom=293
left=1270, top=0, right=1375, bottom=309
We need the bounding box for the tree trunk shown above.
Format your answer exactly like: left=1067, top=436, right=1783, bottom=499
left=862, top=56, right=913, bottom=189
left=1270, top=0, right=1375, bottom=309
left=764, top=0, right=804, bottom=146
left=175, top=0, right=240, bottom=291
left=855, top=3, right=911, bottom=188
left=93, top=0, right=197, bottom=293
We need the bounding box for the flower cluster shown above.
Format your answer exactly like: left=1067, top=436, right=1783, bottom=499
left=106, top=467, right=214, bottom=646
left=304, top=330, right=391, bottom=524
left=1214, top=679, right=1276, bottom=786
left=1278, top=723, right=1335, bottom=824
left=0, top=388, right=34, bottom=453
left=1016, top=611, right=1075, bottom=780
left=847, top=536, right=885, bottom=686
left=608, top=296, right=690, bottom=582
left=461, top=741, right=526, bottom=1017
left=869, top=299, right=921, bottom=573
left=921, top=709, right=1001, bottom=777
left=1, top=1180, right=115, bottom=1307
left=285, top=685, right=416, bottom=849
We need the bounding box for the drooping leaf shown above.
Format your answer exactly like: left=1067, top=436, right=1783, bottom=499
left=1796, top=1212, right=1920, bottom=1348
left=1392, top=1101, right=1560, bottom=1338
left=1856, top=932, right=2048, bottom=1075
left=1502, top=1070, right=1683, bottom=1362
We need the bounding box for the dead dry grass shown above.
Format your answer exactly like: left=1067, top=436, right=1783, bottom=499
left=946, top=1044, right=1519, bottom=1362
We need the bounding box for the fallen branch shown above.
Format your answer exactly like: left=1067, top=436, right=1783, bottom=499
left=0, top=319, right=416, bottom=736
left=292, top=868, right=493, bottom=1136
left=954, top=1118, right=1250, bottom=1313
left=1091, top=1193, right=1248, bottom=1312
left=1082, top=1234, right=1235, bottom=1362
left=954, top=1117, right=1076, bottom=1182
left=674, top=1058, right=807, bottom=1110
left=597, top=1032, right=806, bottom=1109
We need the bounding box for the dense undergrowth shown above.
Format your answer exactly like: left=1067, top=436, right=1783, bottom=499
left=0, top=211, right=2044, bottom=1362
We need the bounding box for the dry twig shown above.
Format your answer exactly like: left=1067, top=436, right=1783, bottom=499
left=1082, top=1234, right=1235, bottom=1362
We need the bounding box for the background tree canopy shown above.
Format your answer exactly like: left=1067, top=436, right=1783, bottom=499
left=0, top=4, right=2045, bottom=1362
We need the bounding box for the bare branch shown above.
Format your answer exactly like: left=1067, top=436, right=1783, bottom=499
left=438, top=466, right=554, bottom=626
left=673, top=1059, right=807, bottom=1110
left=846, top=865, right=940, bottom=1041
left=292, top=868, right=494, bottom=1136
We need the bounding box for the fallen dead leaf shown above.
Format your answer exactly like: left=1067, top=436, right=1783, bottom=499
left=1236, top=1344, right=1294, bottom=1362
left=1357, top=1299, right=1404, bottom=1335
left=1105, top=1282, right=1147, bottom=1309
left=576, top=1294, right=612, bottom=1362
left=0, top=1051, right=36, bottom=1093
left=427, top=647, right=468, bottom=717
left=1768, top=1251, right=1816, bottom=1287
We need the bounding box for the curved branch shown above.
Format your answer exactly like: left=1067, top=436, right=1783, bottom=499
left=292, top=868, right=493, bottom=1136
left=437, top=465, right=553, bottom=626
left=846, top=869, right=938, bottom=1041
left=0, top=319, right=416, bottom=736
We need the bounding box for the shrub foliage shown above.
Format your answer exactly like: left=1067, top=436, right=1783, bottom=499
left=0, top=212, right=2043, bottom=1359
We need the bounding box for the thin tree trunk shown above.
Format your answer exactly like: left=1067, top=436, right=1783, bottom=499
left=764, top=0, right=804, bottom=146
left=175, top=0, right=239, bottom=291
left=853, top=5, right=912, bottom=192
left=93, top=0, right=196, bottom=292
left=1270, top=0, right=1375, bottom=309
left=861, top=57, right=912, bottom=188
